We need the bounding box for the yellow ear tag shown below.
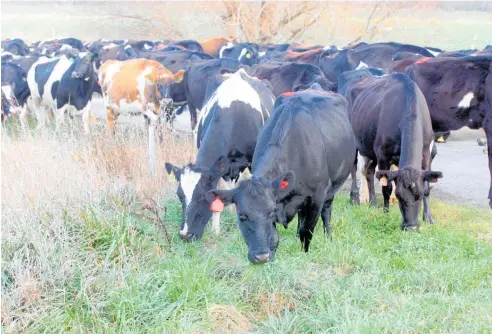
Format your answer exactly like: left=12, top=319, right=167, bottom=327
left=246, top=53, right=252, bottom=58
left=169, top=174, right=177, bottom=184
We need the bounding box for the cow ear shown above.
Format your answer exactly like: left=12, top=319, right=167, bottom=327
left=173, top=70, right=185, bottom=83
left=164, top=162, right=182, bottom=180
left=422, top=170, right=443, bottom=183
left=375, top=170, right=398, bottom=186
left=272, top=171, right=296, bottom=199
left=206, top=189, right=235, bottom=206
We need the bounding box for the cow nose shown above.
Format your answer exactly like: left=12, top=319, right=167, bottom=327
left=252, top=252, right=271, bottom=264
left=179, top=230, right=195, bottom=242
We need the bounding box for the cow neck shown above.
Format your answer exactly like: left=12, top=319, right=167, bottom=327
left=398, top=94, right=424, bottom=170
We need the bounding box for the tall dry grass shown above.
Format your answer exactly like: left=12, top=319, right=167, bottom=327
left=1, top=127, right=193, bottom=332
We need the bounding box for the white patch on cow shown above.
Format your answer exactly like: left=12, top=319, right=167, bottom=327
left=219, top=42, right=234, bottom=58
left=41, top=48, right=47, bottom=55
left=429, top=139, right=435, bottom=156
left=258, top=51, right=266, bottom=57
left=60, top=44, right=71, bottom=51
left=103, top=43, right=118, bottom=50
left=458, top=92, right=474, bottom=108
left=99, top=61, right=121, bottom=91
left=41, top=56, right=74, bottom=104
left=137, top=66, right=153, bottom=101
left=27, top=56, right=55, bottom=100
left=1, top=86, right=13, bottom=101
left=356, top=61, right=368, bottom=70
left=1, top=51, right=20, bottom=59
left=144, top=43, right=152, bottom=50
left=124, top=44, right=132, bottom=50
left=197, top=69, right=265, bottom=131
left=238, top=48, right=248, bottom=60
left=426, top=48, right=441, bottom=57
left=180, top=167, right=202, bottom=206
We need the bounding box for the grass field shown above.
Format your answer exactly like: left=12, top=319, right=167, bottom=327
left=2, top=128, right=492, bottom=333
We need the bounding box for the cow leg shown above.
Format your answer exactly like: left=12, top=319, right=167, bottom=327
left=350, top=153, right=360, bottom=205
left=363, top=159, right=378, bottom=207
left=35, top=105, right=49, bottom=131
left=422, top=140, right=435, bottom=223
left=19, top=103, right=29, bottom=134
left=298, top=200, right=321, bottom=252
left=321, top=196, right=334, bottom=236
left=143, top=109, right=158, bottom=175
left=378, top=161, right=393, bottom=213
left=81, top=102, right=92, bottom=136
left=106, top=107, right=116, bottom=135
left=485, top=124, right=492, bottom=208
left=55, top=106, right=66, bottom=133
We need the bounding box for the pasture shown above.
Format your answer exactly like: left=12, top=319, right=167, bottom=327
left=2, top=2, right=492, bottom=333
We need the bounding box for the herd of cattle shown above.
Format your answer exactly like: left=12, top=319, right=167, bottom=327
left=2, top=36, right=492, bottom=263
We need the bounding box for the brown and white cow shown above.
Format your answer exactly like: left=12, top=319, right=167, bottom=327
left=98, top=59, right=184, bottom=173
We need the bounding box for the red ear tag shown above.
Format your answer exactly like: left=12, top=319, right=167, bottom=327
left=416, top=57, right=430, bottom=64
left=280, top=180, right=289, bottom=190
left=282, top=92, right=295, bottom=97
left=210, top=196, right=224, bottom=212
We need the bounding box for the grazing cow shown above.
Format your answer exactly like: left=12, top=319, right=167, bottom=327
left=27, top=49, right=98, bottom=134
left=342, top=71, right=443, bottom=229
left=219, top=43, right=259, bottom=66
left=1, top=62, right=31, bottom=129
left=404, top=55, right=492, bottom=208
left=98, top=59, right=185, bottom=173
left=165, top=69, right=275, bottom=241
left=176, top=58, right=241, bottom=128
left=199, top=37, right=233, bottom=57
left=249, top=61, right=334, bottom=97
left=1, top=39, right=30, bottom=56
left=207, top=87, right=357, bottom=263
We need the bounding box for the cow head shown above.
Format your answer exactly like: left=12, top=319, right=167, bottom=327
left=376, top=167, right=443, bottom=230
left=222, top=43, right=259, bottom=66
left=207, top=171, right=295, bottom=264
left=165, top=155, right=228, bottom=242
left=70, top=51, right=96, bottom=80
left=157, top=70, right=185, bottom=111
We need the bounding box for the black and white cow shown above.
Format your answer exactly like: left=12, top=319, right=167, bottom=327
left=1, top=62, right=31, bottom=130
left=165, top=69, right=275, bottom=241
left=1, top=39, right=30, bottom=56
left=404, top=55, right=492, bottom=208
left=27, top=49, right=98, bottom=134
left=207, top=87, right=357, bottom=263
left=249, top=61, right=334, bottom=96
left=219, top=43, right=259, bottom=66
left=341, top=71, right=443, bottom=229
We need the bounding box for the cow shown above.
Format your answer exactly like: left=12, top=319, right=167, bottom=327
left=341, top=71, right=443, bottom=229
left=1, top=62, right=31, bottom=130
left=1, top=39, right=30, bottom=56
left=199, top=37, right=233, bottom=57
left=206, top=87, right=357, bottom=263
left=172, top=40, right=204, bottom=53
left=403, top=55, right=492, bottom=208
left=138, top=50, right=213, bottom=74
left=175, top=58, right=241, bottom=129
left=248, top=61, right=334, bottom=97
left=165, top=69, right=275, bottom=241
left=98, top=59, right=185, bottom=173
left=219, top=43, right=259, bottom=66
left=95, top=43, right=137, bottom=68
left=27, top=49, right=98, bottom=134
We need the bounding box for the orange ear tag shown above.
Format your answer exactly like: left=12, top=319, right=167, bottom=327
left=280, top=180, right=289, bottom=190
left=210, top=196, right=224, bottom=212
left=282, top=92, right=295, bottom=97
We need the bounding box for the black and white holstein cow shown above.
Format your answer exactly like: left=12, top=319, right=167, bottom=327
left=27, top=49, right=98, bottom=134
left=165, top=69, right=275, bottom=242
left=207, top=87, right=357, bottom=263
left=219, top=43, right=259, bottom=66
left=341, top=71, right=443, bottom=230
left=404, top=55, right=492, bottom=208
left=1, top=62, right=31, bottom=130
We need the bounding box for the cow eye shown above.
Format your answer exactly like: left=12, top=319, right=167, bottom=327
left=239, top=214, right=248, bottom=222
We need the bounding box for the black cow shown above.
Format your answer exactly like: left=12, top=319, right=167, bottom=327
left=27, top=49, right=98, bottom=133
left=405, top=55, right=492, bottom=208
left=207, top=87, right=357, bottom=263
left=173, top=40, right=204, bottom=53
left=2, top=39, right=30, bottom=56
left=165, top=69, right=275, bottom=241
left=341, top=71, right=443, bottom=229
left=249, top=61, right=334, bottom=96
left=174, top=57, right=241, bottom=128
left=219, top=43, right=259, bottom=66
left=138, top=50, right=213, bottom=73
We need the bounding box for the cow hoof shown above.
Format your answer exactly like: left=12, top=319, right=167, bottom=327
left=423, top=215, right=435, bottom=224
left=350, top=196, right=360, bottom=206
left=489, top=200, right=492, bottom=209
left=402, top=225, right=419, bottom=232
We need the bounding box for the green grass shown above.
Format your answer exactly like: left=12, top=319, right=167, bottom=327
left=7, top=195, right=491, bottom=333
